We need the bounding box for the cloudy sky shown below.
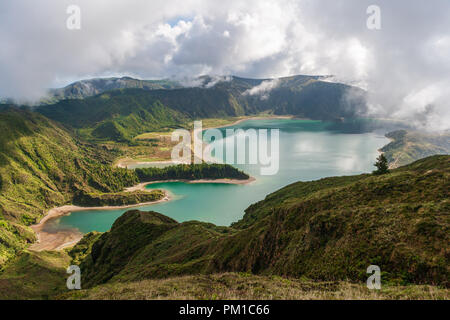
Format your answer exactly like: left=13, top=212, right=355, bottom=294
left=1, top=0, right=449, bottom=130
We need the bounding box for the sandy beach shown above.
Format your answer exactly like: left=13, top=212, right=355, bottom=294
left=205, top=115, right=295, bottom=130
left=29, top=192, right=171, bottom=252
left=30, top=173, right=255, bottom=251
left=125, top=176, right=256, bottom=192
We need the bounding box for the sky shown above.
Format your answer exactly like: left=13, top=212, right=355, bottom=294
left=0, top=0, right=449, bottom=130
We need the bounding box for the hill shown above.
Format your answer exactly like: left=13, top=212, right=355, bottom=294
left=382, top=130, right=450, bottom=168
left=2, top=251, right=447, bottom=300
left=37, top=95, right=189, bottom=142
left=72, top=156, right=449, bottom=288
left=0, top=250, right=71, bottom=299
left=44, top=76, right=181, bottom=102
left=0, top=108, right=149, bottom=265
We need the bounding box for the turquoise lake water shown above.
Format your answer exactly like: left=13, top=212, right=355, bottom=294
left=46, top=119, right=390, bottom=233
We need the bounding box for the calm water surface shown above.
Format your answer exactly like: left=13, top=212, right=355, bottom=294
left=49, top=119, right=389, bottom=232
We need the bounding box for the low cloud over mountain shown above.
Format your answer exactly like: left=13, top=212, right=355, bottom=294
left=1, top=0, right=449, bottom=130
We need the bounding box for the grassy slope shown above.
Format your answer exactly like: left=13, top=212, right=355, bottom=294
left=73, top=156, right=449, bottom=289
left=62, top=273, right=449, bottom=300
left=382, top=130, right=450, bottom=168
left=0, top=250, right=71, bottom=299
left=0, top=109, right=152, bottom=265
left=38, top=96, right=189, bottom=142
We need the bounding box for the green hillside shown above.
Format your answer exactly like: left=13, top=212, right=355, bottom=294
left=38, top=95, right=189, bottom=142
left=382, top=130, right=450, bottom=168
left=72, top=156, right=449, bottom=288
left=0, top=109, right=146, bottom=265
left=0, top=250, right=71, bottom=300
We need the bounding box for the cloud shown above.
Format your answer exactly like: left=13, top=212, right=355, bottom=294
left=0, top=0, right=449, bottom=130
left=243, top=79, right=280, bottom=100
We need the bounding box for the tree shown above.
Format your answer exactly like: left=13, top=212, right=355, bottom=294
left=373, top=154, right=389, bottom=175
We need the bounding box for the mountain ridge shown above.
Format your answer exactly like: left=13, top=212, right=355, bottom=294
left=36, top=74, right=367, bottom=142
left=45, top=74, right=330, bottom=102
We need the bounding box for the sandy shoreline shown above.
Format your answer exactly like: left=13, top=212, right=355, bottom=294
left=206, top=115, right=295, bottom=130
left=125, top=177, right=256, bottom=192
left=30, top=174, right=255, bottom=251
left=29, top=192, right=171, bottom=252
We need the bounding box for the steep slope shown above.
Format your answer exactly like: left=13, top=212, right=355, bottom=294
left=0, top=108, right=141, bottom=265
left=73, top=156, right=449, bottom=288
left=38, top=94, right=189, bottom=142
left=0, top=250, right=71, bottom=299
left=381, top=130, right=450, bottom=168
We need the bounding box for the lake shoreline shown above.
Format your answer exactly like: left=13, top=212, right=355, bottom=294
left=126, top=177, right=256, bottom=192
left=204, top=115, right=296, bottom=129
left=29, top=191, right=172, bottom=252
left=30, top=175, right=255, bottom=251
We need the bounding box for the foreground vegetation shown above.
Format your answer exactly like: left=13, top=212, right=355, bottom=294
left=72, top=156, right=449, bottom=289
left=61, top=273, right=449, bottom=300
left=0, top=156, right=448, bottom=300
left=0, top=250, right=70, bottom=299
left=1, top=251, right=447, bottom=300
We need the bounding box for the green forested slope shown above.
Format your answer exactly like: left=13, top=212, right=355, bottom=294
left=38, top=95, right=189, bottom=142
left=0, top=109, right=140, bottom=264
left=73, top=156, right=449, bottom=288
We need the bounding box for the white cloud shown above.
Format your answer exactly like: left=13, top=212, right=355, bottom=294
left=0, top=0, right=449, bottom=130
left=243, top=79, right=280, bottom=100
